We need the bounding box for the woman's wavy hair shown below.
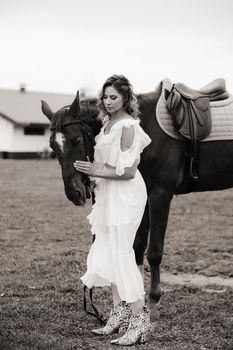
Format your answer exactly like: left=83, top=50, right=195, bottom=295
left=97, top=75, right=140, bottom=121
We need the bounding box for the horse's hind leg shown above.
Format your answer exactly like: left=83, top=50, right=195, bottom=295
left=147, top=187, right=172, bottom=304
left=133, top=202, right=150, bottom=279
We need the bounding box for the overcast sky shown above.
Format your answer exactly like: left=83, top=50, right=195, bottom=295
left=1, top=0, right=233, bottom=95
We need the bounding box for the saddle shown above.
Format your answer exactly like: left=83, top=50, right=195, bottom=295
left=165, top=78, right=229, bottom=186
left=175, top=78, right=229, bottom=102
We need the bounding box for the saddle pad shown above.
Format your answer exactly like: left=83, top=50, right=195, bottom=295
left=156, top=78, right=233, bottom=142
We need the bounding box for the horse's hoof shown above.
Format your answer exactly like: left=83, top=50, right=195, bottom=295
left=148, top=288, right=162, bottom=304
left=148, top=294, right=161, bottom=304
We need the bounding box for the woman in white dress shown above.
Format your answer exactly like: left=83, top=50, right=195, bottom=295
left=74, top=75, right=153, bottom=346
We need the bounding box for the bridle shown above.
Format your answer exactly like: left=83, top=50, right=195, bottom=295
left=50, top=108, right=96, bottom=198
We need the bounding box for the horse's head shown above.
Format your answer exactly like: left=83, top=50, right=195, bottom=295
left=41, top=92, right=101, bottom=206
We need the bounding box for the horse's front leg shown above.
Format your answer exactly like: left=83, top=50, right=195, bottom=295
left=133, top=201, right=150, bottom=278
left=147, top=187, right=172, bottom=304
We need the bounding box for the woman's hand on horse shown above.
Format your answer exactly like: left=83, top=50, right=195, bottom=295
left=74, top=160, right=102, bottom=176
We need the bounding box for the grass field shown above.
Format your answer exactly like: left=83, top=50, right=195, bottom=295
left=0, top=160, right=232, bottom=350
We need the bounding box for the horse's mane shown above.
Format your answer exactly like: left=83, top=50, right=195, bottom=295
left=81, top=97, right=97, bottom=104
left=80, top=97, right=98, bottom=118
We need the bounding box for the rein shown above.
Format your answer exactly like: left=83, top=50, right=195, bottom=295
left=83, top=286, right=107, bottom=325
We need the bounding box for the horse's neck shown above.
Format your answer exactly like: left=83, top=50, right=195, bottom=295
left=93, top=118, right=102, bottom=137
left=87, top=113, right=102, bottom=137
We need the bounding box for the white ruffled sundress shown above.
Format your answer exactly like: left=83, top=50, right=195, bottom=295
left=80, top=118, right=151, bottom=303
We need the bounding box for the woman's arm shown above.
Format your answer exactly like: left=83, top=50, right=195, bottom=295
left=74, top=160, right=138, bottom=180
left=74, top=125, right=138, bottom=180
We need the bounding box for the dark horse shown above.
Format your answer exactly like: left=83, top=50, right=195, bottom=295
left=41, top=82, right=233, bottom=306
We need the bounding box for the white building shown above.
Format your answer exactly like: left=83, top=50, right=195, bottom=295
left=0, top=86, right=74, bottom=158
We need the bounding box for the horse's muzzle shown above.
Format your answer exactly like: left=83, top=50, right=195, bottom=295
left=75, top=188, right=86, bottom=206
left=64, top=181, right=86, bottom=206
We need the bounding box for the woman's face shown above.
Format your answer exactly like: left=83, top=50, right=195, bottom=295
left=103, top=86, right=124, bottom=114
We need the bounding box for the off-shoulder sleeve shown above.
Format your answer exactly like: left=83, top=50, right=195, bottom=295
left=106, top=121, right=151, bottom=176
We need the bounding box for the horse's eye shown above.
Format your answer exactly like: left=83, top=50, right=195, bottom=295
left=73, top=136, right=81, bottom=145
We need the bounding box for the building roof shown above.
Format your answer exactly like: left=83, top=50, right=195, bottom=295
left=0, top=87, right=75, bottom=126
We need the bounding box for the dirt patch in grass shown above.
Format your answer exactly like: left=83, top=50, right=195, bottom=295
left=0, top=160, right=232, bottom=350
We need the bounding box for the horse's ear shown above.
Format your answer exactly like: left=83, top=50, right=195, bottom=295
left=69, top=91, right=80, bottom=117
left=41, top=100, right=54, bottom=121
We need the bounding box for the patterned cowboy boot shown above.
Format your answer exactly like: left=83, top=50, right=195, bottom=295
left=91, top=301, right=131, bottom=335
left=110, top=305, right=153, bottom=345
